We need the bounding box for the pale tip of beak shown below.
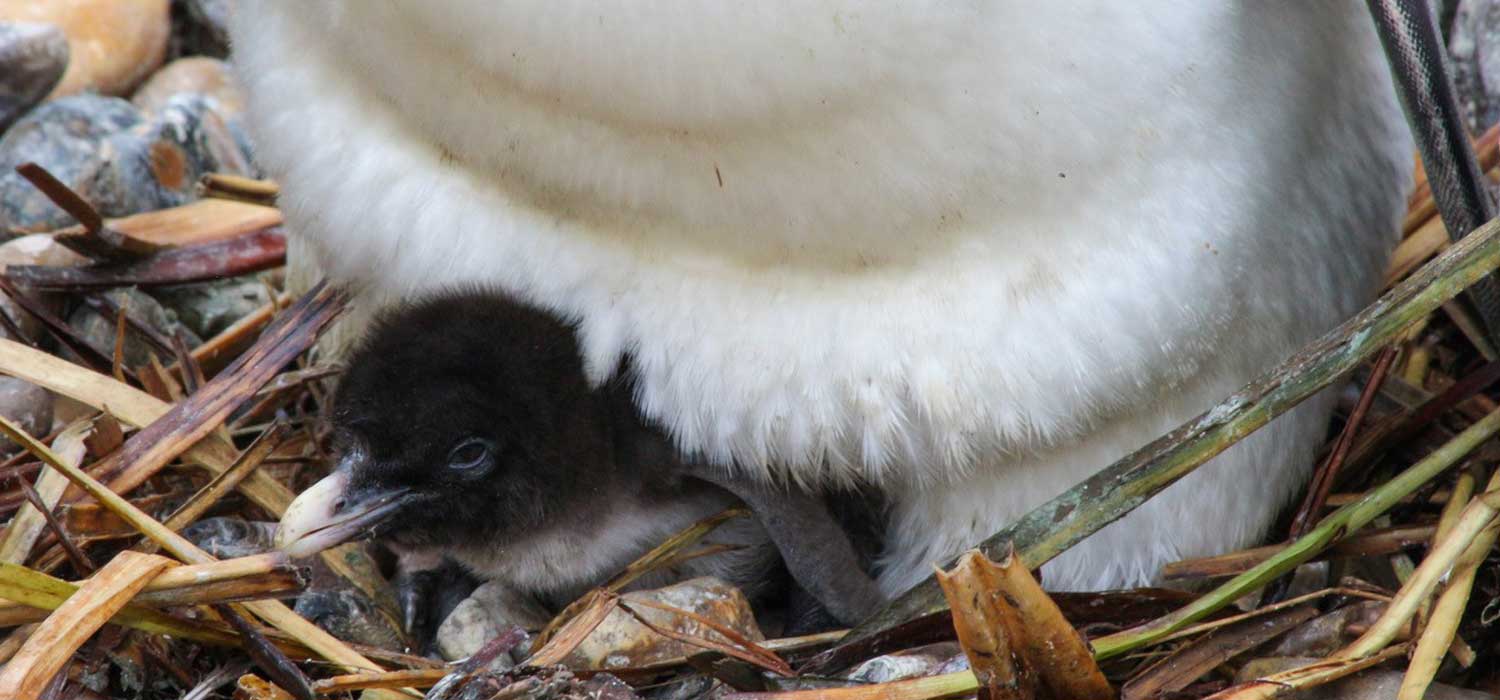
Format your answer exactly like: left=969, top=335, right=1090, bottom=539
left=275, top=469, right=350, bottom=558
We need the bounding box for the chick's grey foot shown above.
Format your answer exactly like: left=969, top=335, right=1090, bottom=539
left=393, top=559, right=479, bottom=656
left=781, top=582, right=847, bottom=636
left=692, top=471, right=887, bottom=626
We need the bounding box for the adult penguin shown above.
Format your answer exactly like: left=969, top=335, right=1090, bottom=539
left=229, top=3, right=1414, bottom=596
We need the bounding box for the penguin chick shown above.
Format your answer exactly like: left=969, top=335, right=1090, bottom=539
left=275, top=289, right=885, bottom=632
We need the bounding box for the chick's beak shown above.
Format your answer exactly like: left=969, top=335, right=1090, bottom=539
left=274, top=469, right=411, bottom=559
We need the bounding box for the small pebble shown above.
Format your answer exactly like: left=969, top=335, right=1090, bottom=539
left=0, top=21, right=68, bottom=132
left=1451, top=0, right=1500, bottom=131
left=67, top=287, right=200, bottom=369
left=436, top=577, right=765, bottom=670
left=152, top=275, right=272, bottom=339
left=294, top=588, right=405, bottom=651
left=131, top=56, right=244, bottom=119
left=0, top=376, right=52, bottom=453
left=842, top=642, right=964, bottom=683
left=88, top=93, right=255, bottom=218
left=0, top=0, right=169, bottom=97
left=0, top=94, right=143, bottom=232
left=0, top=92, right=256, bottom=232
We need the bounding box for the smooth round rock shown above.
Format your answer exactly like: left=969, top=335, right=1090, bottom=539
left=131, top=56, right=244, bottom=119
left=152, top=275, right=272, bottom=339
left=0, top=92, right=255, bottom=231
left=0, top=21, right=68, bottom=132
left=1453, top=0, right=1500, bottom=131
left=294, top=589, right=405, bottom=651
left=0, top=0, right=169, bottom=97
left=0, top=94, right=144, bottom=231
left=88, top=93, right=255, bottom=218
left=67, top=287, right=200, bottom=368
left=0, top=376, right=52, bottom=453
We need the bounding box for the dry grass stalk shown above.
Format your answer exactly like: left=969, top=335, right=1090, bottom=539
left=722, top=671, right=977, bottom=700
left=0, top=338, right=396, bottom=685
left=0, top=337, right=268, bottom=507
left=1336, top=488, right=1500, bottom=660
left=312, top=668, right=448, bottom=695
left=0, top=550, right=174, bottom=699
left=189, top=294, right=288, bottom=374
left=848, top=213, right=1500, bottom=650
left=0, top=559, right=282, bottom=651
left=1203, top=643, right=1409, bottom=700
left=0, top=421, right=89, bottom=564
left=1120, top=605, right=1319, bottom=700
left=5, top=227, right=288, bottom=290
left=525, top=590, right=620, bottom=668
left=0, top=553, right=303, bottom=625
left=13, top=162, right=163, bottom=262
left=1160, top=523, right=1437, bottom=580
left=106, top=282, right=343, bottom=498
left=0, top=625, right=35, bottom=666
left=0, top=298, right=401, bottom=633
left=535, top=505, right=749, bottom=648
left=618, top=597, right=794, bottom=677
left=45, top=195, right=281, bottom=248
left=1397, top=469, right=1500, bottom=698
left=200, top=173, right=281, bottom=205
left=1090, top=403, right=1500, bottom=660
left=1144, top=587, right=1390, bottom=649
left=140, top=422, right=287, bottom=554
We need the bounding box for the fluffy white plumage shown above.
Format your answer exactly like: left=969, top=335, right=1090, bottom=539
left=229, top=2, right=1413, bottom=594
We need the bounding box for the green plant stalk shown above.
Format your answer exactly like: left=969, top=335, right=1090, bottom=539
left=841, top=215, right=1500, bottom=651
left=0, top=562, right=247, bottom=649
left=1090, top=403, right=1500, bottom=659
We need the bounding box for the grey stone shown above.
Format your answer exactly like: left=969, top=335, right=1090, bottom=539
left=436, top=581, right=550, bottom=666
left=67, top=287, right=200, bottom=369
left=0, top=21, right=67, bottom=133
left=152, top=275, right=272, bottom=339
left=85, top=93, right=254, bottom=219
left=843, top=643, right=964, bottom=683
left=1451, top=0, right=1500, bottom=132
left=0, top=90, right=254, bottom=233
left=294, top=588, right=405, bottom=651
left=0, top=376, right=50, bottom=453
left=181, top=516, right=276, bottom=559
left=642, top=677, right=725, bottom=700
left=132, top=56, right=244, bottom=120
left=0, top=94, right=143, bottom=232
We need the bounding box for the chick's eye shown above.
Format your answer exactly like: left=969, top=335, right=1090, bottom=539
left=447, top=438, right=492, bottom=471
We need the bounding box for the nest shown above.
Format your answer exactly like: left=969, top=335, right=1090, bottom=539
left=0, top=127, right=1497, bottom=700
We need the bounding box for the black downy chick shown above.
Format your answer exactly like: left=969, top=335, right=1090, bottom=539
left=275, top=289, right=885, bottom=638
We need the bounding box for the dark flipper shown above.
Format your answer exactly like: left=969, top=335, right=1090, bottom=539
left=694, top=470, right=886, bottom=626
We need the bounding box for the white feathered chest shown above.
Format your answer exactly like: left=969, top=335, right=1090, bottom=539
left=231, top=2, right=1413, bottom=592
